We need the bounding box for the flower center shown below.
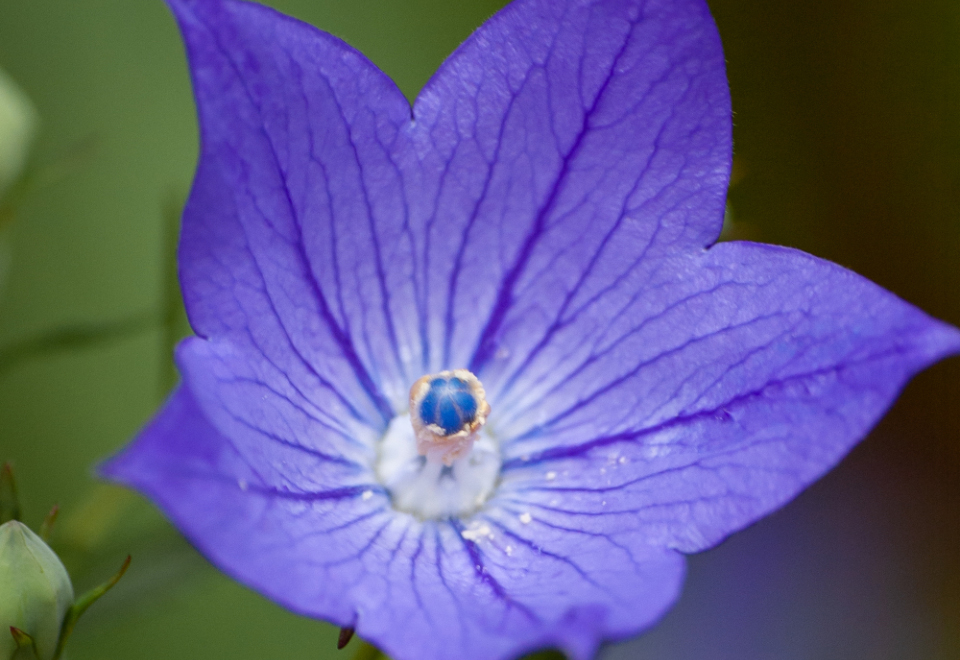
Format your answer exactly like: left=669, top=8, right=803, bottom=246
left=375, top=370, right=499, bottom=519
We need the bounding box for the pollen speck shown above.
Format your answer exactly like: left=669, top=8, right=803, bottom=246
left=461, top=522, right=494, bottom=541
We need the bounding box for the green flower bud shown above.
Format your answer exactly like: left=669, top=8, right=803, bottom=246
left=0, top=68, right=37, bottom=199
left=0, top=521, right=73, bottom=660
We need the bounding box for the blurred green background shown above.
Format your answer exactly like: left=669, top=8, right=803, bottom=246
left=0, top=0, right=957, bottom=658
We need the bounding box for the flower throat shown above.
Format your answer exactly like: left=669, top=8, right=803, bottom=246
left=375, top=369, right=499, bottom=519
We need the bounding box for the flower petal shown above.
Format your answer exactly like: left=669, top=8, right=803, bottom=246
left=358, top=519, right=685, bottom=660
left=169, top=0, right=421, bottom=417
left=100, top=382, right=396, bottom=627
left=494, top=242, right=960, bottom=551
left=171, top=335, right=379, bottom=490
left=102, top=383, right=686, bottom=660
left=169, top=0, right=730, bottom=410
left=409, top=0, right=730, bottom=372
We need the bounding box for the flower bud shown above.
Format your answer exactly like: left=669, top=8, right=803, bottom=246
left=0, top=68, right=37, bottom=199
left=0, top=521, right=73, bottom=660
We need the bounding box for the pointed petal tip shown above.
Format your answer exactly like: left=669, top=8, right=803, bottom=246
left=94, top=448, right=127, bottom=483
left=932, top=318, right=960, bottom=355
left=910, top=313, right=960, bottom=370
left=94, top=436, right=150, bottom=493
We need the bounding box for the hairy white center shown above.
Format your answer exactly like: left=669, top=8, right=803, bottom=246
left=376, top=413, right=500, bottom=519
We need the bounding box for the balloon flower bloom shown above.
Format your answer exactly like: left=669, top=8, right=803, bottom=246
left=103, top=0, right=960, bottom=658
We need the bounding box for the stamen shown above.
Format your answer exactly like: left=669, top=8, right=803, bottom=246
left=409, top=369, right=490, bottom=466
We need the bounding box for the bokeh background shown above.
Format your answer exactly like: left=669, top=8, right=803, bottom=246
left=0, top=0, right=957, bottom=658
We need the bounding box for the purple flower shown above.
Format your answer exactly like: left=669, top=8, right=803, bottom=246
left=102, top=0, right=960, bottom=658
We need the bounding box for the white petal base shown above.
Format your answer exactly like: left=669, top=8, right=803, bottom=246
left=376, top=413, right=500, bottom=519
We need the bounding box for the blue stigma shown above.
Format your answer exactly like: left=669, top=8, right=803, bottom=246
left=419, top=377, right=479, bottom=435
